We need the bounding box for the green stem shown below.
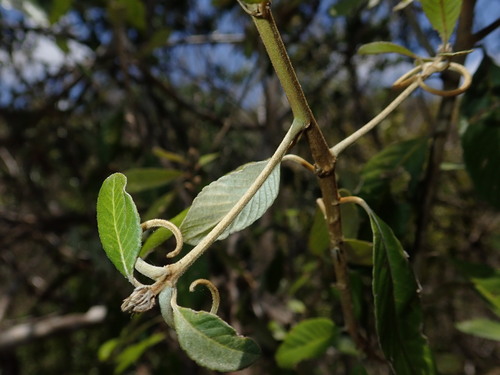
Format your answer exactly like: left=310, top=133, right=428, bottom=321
left=242, top=1, right=368, bottom=353
left=249, top=2, right=312, bottom=125
left=168, top=119, right=304, bottom=281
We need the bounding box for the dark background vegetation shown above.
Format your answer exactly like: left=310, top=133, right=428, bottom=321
left=0, top=0, right=499, bottom=374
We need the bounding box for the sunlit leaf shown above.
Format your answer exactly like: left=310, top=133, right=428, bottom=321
left=358, top=41, right=417, bottom=58
left=121, top=0, right=146, bottom=31
left=123, top=168, right=183, bottom=193
left=98, top=338, right=119, bottom=361
left=198, top=153, right=219, bottom=168
left=115, top=333, right=166, bottom=374
left=330, top=0, right=365, bottom=16
left=393, top=0, right=414, bottom=11
left=460, top=56, right=500, bottom=209
left=97, top=173, right=141, bottom=280
left=456, top=318, right=500, bottom=341
left=308, top=208, right=329, bottom=256
left=454, top=260, right=500, bottom=316
left=275, top=318, right=336, bottom=369
left=344, top=239, right=373, bottom=266
left=420, top=0, right=462, bottom=44
left=49, top=0, right=72, bottom=24
left=180, top=160, right=280, bottom=245
left=366, top=208, right=436, bottom=374
left=140, top=29, right=172, bottom=56
left=173, top=304, right=261, bottom=371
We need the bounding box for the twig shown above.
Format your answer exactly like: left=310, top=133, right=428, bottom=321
left=331, top=81, right=420, bottom=156
left=239, top=0, right=369, bottom=354
left=0, top=306, right=107, bottom=350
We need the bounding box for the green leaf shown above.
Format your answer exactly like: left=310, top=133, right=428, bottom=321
left=329, top=0, right=365, bottom=16
left=308, top=199, right=360, bottom=257
left=367, top=209, right=436, bottom=374
left=454, top=260, right=500, bottom=316
left=172, top=305, right=261, bottom=371
left=308, top=208, right=329, bottom=256
left=361, top=138, right=428, bottom=198
left=98, top=338, right=119, bottom=361
left=123, top=168, right=183, bottom=193
left=97, top=173, right=141, bottom=281
left=393, top=0, right=414, bottom=11
left=49, top=0, right=72, bottom=24
left=142, top=191, right=176, bottom=221
left=114, top=333, right=165, bottom=374
left=180, top=160, right=280, bottom=245
left=360, top=137, right=429, bottom=237
left=460, top=56, right=500, bottom=209
left=120, top=0, right=146, bottom=31
left=456, top=318, right=500, bottom=341
left=198, top=153, right=219, bottom=168
left=140, top=29, right=171, bottom=56
left=420, top=0, right=462, bottom=44
left=140, top=208, right=189, bottom=257
left=275, top=318, right=336, bottom=369
left=358, top=42, right=417, bottom=58
left=344, top=239, right=373, bottom=266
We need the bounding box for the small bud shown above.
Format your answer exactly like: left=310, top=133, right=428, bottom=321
left=121, top=286, right=156, bottom=313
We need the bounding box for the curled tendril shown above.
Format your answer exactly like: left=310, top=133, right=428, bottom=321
left=189, top=279, right=220, bottom=314
left=141, top=219, right=184, bottom=258
left=392, top=59, right=472, bottom=97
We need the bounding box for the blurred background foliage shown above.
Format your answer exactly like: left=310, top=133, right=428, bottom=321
left=0, top=0, right=499, bottom=374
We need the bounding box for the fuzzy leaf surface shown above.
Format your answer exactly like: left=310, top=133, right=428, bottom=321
left=275, top=318, right=336, bottom=369
left=420, top=0, right=462, bottom=43
left=97, top=173, right=141, bottom=280
left=180, top=160, right=280, bottom=245
left=173, top=305, right=261, bottom=371
left=368, top=210, right=436, bottom=374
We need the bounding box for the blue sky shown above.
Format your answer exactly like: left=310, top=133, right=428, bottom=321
left=0, top=0, right=498, bottom=109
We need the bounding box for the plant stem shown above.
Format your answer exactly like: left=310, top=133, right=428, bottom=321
left=249, top=2, right=312, bottom=126
left=331, top=81, right=420, bottom=156
left=245, top=2, right=368, bottom=352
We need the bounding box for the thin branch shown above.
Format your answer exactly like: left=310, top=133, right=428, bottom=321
left=166, top=33, right=245, bottom=47
left=0, top=306, right=107, bottom=351
left=472, top=17, right=500, bottom=43
left=331, top=81, right=420, bottom=156
left=282, top=154, right=315, bottom=172
left=239, top=1, right=370, bottom=354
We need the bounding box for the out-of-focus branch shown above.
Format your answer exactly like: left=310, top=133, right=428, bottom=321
left=166, top=33, right=245, bottom=46
left=0, top=306, right=107, bottom=351
left=472, top=17, right=500, bottom=43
